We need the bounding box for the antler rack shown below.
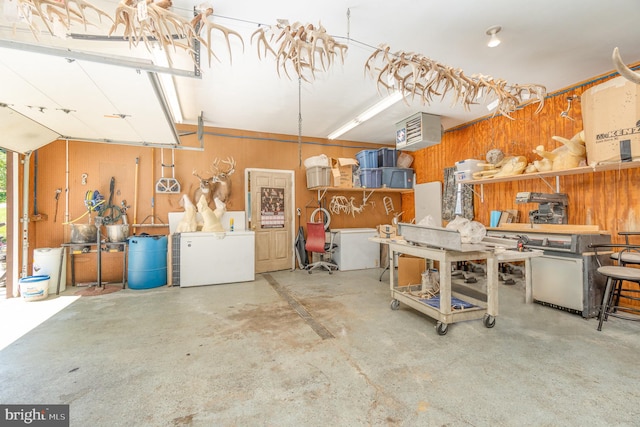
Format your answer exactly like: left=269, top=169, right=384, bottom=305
left=251, top=21, right=348, bottom=81
left=365, top=44, right=547, bottom=119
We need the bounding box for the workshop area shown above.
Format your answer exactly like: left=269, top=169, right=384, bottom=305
left=1, top=1, right=640, bottom=426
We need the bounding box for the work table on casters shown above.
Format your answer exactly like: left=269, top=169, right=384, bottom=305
left=371, top=237, right=543, bottom=335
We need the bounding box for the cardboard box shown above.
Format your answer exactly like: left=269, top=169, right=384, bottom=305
left=397, top=255, right=426, bottom=287
left=582, top=76, right=640, bottom=165
left=331, top=158, right=358, bottom=188
left=377, top=224, right=397, bottom=239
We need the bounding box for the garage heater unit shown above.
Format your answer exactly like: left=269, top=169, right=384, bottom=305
left=395, top=112, right=442, bottom=151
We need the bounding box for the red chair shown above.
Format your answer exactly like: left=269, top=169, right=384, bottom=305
left=305, top=222, right=338, bottom=274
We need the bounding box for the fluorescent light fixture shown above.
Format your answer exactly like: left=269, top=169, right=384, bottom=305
left=152, top=48, right=183, bottom=124
left=486, top=25, right=502, bottom=48
left=160, top=74, right=183, bottom=124
left=328, top=91, right=403, bottom=140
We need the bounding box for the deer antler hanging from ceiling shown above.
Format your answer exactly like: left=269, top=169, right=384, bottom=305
left=7, top=0, right=113, bottom=39
left=251, top=21, right=348, bottom=81
left=190, top=7, right=244, bottom=66
left=364, top=44, right=547, bottom=118
left=109, top=2, right=243, bottom=68
left=8, top=3, right=544, bottom=117
left=8, top=0, right=243, bottom=70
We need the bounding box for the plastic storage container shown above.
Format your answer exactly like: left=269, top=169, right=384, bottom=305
left=306, top=166, right=331, bottom=188
left=455, top=159, right=485, bottom=173
left=359, top=168, right=382, bottom=188
left=128, top=235, right=168, bottom=289
left=381, top=167, right=413, bottom=189
left=356, top=150, right=378, bottom=169
left=377, top=148, right=397, bottom=168
left=33, top=247, right=66, bottom=294
left=454, top=170, right=471, bottom=182
left=397, top=152, right=414, bottom=169
left=19, top=275, right=50, bottom=301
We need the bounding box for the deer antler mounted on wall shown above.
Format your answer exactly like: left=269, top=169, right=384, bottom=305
left=191, top=156, right=236, bottom=209
left=192, top=168, right=216, bottom=210
left=210, top=156, right=236, bottom=204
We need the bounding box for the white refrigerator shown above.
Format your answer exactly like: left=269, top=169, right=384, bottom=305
left=331, top=228, right=380, bottom=271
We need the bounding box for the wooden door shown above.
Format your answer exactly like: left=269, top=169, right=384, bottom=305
left=248, top=169, right=293, bottom=273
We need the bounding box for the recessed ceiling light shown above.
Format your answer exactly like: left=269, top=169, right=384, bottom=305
left=486, top=25, right=502, bottom=48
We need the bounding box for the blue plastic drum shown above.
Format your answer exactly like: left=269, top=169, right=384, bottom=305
left=127, top=235, right=167, bottom=289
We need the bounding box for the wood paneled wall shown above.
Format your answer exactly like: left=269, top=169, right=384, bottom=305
left=22, top=128, right=401, bottom=284
left=405, top=67, right=640, bottom=310
left=14, top=64, right=640, bottom=291
left=406, top=69, right=640, bottom=237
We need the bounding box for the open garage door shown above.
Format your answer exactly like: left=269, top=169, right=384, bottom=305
left=0, top=108, right=59, bottom=154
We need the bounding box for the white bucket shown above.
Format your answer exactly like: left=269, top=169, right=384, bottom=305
left=19, top=275, right=50, bottom=301
left=33, top=248, right=67, bottom=294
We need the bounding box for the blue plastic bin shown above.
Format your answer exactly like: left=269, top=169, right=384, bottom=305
left=377, top=148, right=397, bottom=168
left=381, top=167, right=414, bottom=189
left=359, top=168, right=382, bottom=188
left=356, top=150, right=378, bottom=169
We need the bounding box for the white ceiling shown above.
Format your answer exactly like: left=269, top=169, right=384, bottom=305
left=1, top=0, right=640, bottom=152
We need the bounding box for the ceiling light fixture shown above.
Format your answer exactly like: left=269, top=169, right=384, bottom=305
left=152, top=48, right=183, bottom=124
left=328, top=91, right=403, bottom=140
left=486, top=25, right=502, bottom=48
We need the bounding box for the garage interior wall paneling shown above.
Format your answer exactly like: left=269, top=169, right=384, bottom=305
left=17, top=66, right=640, bottom=297
left=413, top=71, right=639, bottom=234
left=22, top=127, right=399, bottom=285
left=410, top=71, right=640, bottom=309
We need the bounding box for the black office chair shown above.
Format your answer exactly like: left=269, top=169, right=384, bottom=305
left=590, top=243, right=640, bottom=331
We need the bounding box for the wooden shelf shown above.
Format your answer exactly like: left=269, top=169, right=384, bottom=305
left=308, top=186, right=411, bottom=193
left=458, top=161, right=640, bottom=185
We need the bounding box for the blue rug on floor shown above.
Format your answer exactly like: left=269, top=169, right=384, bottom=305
left=420, top=296, right=476, bottom=309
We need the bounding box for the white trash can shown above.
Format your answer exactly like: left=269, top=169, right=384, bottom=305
left=33, top=248, right=66, bottom=294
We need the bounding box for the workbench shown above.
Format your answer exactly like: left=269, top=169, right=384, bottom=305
left=374, top=237, right=542, bottom=335
left=61, top=241, right=128, bottom=289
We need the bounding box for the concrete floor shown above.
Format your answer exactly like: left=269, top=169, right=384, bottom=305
left=1, top=268, right=640, bottom=426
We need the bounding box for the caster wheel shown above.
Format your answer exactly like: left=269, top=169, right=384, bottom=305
left=483, top=314, right=496, bottom=328
left=390, top=299, right=400, bottom=310
left=436, top=321, right=448, bottom=336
